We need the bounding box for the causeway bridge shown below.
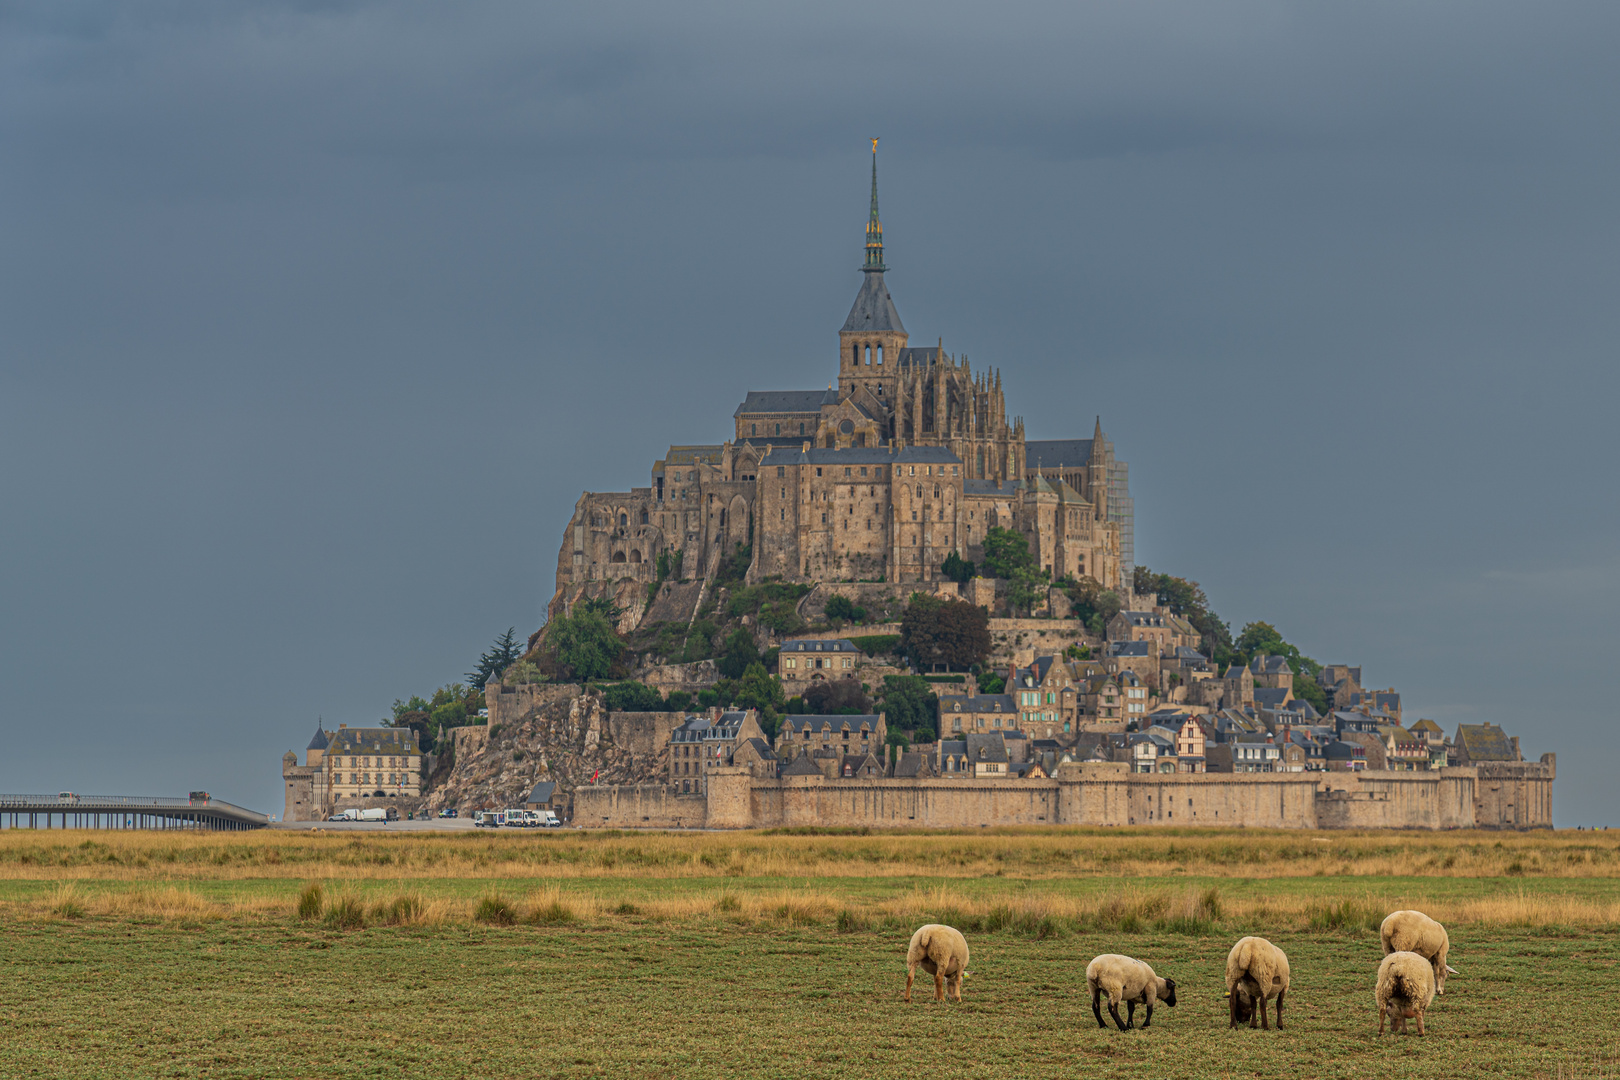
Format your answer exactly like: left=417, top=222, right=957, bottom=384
left=0, top=793, right=268, bottom=831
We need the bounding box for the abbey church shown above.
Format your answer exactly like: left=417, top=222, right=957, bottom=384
left=553, top=149, right=1134, bottom=608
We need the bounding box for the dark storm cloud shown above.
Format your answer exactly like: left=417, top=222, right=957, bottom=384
left=2, top=1, right=1616, bottom=822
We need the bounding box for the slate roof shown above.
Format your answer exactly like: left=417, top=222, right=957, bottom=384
left=733, top=389, right=841, bottom=418
left=893, top=751, right=933, bottom=778
left=307, top=725, right=330, bottom=752
left=939, top=693, right=1016, bottom=713
left=1108, top=641, right=1153, bottom=658
left=327, top=728, right=419, bottom=754
left=661, top=445, right=725, bottom=466
left=1249, top=655, right=1292, bottom=676
left=1253, top=687, right=1291, bottom=709
left=780, top=754, right=825, bottom=777
left=760, top=444, right=961, bottom=467
left=739, top=737, right=778, bottom=761
left=841, top=271, right=906, bottom=334
left=783, top=714, right=883, bottom=734
left=781, top=638, right=862, bottom=654
left=897, top=346, right=941, bottom=368
left=1024, top=439, right=1094, bottom=469
left=965, top=732, right=1009, bottom=764
left=525, top=781, right=557, bottom=805
left=1456, top=723, right=1518, bottom=761
left=963, top=478, right=1021, bottom=497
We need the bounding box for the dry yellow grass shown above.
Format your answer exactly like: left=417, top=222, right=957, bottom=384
left=2, top=826, right=1617, bottom=883
left=18, top=876, right=1620, bottom=931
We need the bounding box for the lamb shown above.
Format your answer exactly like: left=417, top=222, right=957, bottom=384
left=1380, top=910, right=1457, bottom=995
left=905, top=924, right=969, bottom=1003
left=1085, top=954, right=1177, bottom=1031
left=1224, top=936, right=1291, bottom=1030
left=1377, top=950, right=1437, bottom=1035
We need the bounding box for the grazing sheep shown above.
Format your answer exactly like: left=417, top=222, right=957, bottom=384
left=1085, top=954, right=1177, bottom=1031
left=1377, top=950, right=1437, bottom=1035
left=905, top=924, right=969, bottom=1003
left=1380, top=910, right=1457, bottom=995
left=1224, top=936, right=1291, bottom=1030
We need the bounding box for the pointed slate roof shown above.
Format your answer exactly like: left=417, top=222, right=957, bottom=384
left=307, top=724, right=329, bottom=752
left=842, top=270, right=906, bottom=334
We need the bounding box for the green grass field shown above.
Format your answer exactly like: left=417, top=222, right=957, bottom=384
left=4, top=828, right=1619, bottom=1079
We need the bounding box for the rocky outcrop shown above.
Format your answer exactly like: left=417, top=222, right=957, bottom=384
left=424, top=686, right=671, bottom=814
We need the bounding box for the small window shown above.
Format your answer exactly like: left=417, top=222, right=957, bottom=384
left=777, top=466, right=785, bottom=478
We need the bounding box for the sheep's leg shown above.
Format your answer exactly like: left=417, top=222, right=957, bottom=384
left=905, top=965, right=914, bottom=1003
left=1091, top=988, right=1107, bottom=1029
left=1108, top=1000, right=1128, bottom=1032
left=933, top=971, right=944, bottom=1002
left=1256, top=993, right=1268, bottom=1030
left=1229, top=990, right=1238, bottom=1029
left=1141, top=1001, right=1153, bottom=1029
left=1416, top=1008, right=1426, bottom=1037
left=1274, top=988, right=1285, bottom=1030
left=1125, top=1000, right=1136, bottom=1030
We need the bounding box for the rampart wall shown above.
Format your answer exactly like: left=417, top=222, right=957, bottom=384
left=575, top=762, right=1555, bottom=831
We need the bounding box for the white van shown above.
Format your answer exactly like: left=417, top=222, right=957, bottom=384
left=357, top=808, right=387, bottom=823
left=539, top=811, right=562, bottom=828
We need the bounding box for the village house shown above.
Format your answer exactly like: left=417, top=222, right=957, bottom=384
left=936, top=692, right=1019, bottom=735
left=668, top=709, right=767, bottom=794
left=778, top=638, right=863, bottom=684
left=777, top=713, right=887, bottom=764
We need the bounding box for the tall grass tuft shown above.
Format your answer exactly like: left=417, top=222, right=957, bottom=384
left=324, top=891, right=366, bottom=930
left=523, top=886, right=578, bottom=926
left=50, top=883, right=85, bottom=919
left=373, top=891, right=426, bottom=926
left=297, top=882, right=324, bottom=921
left=475, top=893, right=517, bottom=926
left=1305, top=895, right=1382, bottom=933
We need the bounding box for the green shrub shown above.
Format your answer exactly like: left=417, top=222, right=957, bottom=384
left=848, top=634, right=900, bottom=657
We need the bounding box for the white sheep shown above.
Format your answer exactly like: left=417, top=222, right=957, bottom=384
left=905, top=924, right=969, bottom=1003
left=1085, top=954, right=1177, bottom=1031
left=1377, top=950, right=1437, bottom=1035
left=1224, top=936, right=1291, bottom=1030
left=1380, top=910, right=1457, bottom=995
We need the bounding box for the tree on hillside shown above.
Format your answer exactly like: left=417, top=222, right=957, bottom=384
left=600, top=681, right=665, bottom=712
left=877, top=675, right=938, bottom=732
left=899, top=593, right=991, bottom=670
left=941, top=551, right=975, bottom=584
left=1007, top=565, right=1049, bottom=615
left=548, top=609, right=622, bottom=681
left=1233, top=620, right=1329, bottom=713
left=1062, top=576, right=1124, bottom=638
left=803, top=679, right=872, bottom=716
left=467, top=627, right=524, bottom=691
left=824, top=594, right=867, bottom=626
left=725, top=662, right=785, bottom=737
left=980, top=527, right=1034, bottom=579
left=716, top=627, right=760, bottom=680
left=1132, top=567, right=1234, bottom=662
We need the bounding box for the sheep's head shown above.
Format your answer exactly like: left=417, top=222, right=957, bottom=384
left=1227, top=988, right=1253, bottom=1023
left=1436, top=962, right=1457, bottom=995
left=1160, top=978, right=1177, bottom=1007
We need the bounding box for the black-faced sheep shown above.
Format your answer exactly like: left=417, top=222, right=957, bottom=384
left=1224, top=936, right=1291, bottom=1030
left=1085, top=954, right=1177, bottom=1031
left=1377, top=950, right=1437, bottom=1035
left=905, top=924, right=969, bottom=1003
left=1380, top=909, right=1456, bottom=995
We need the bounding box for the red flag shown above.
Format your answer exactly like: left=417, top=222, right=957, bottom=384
left=591, top=768, right=600, bottom=784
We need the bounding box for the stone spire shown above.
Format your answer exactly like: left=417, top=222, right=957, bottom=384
left=864, top=138, right=885, bottom=272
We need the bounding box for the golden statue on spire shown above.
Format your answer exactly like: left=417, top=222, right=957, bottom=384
left=871, top=137, right=879, bottom=153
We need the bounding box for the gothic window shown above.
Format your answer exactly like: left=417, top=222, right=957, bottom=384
left=876, top=345, right=883, bottom=365
left=639, top=510, right=648, bottom=524
left=778, top=467, right=785, bottom=478
left=799, top=422, right=805, bottom=435
left=864, top=344, right=872, bottom=365
left=934, top=486, right=941, bottom=498
left=618, top=513, right=627, bottom=528
left=750, top=424, right=756, bottom=436
left=775, top=423, right=781, bottom=436
left=916, top=485, right=922, bottom=499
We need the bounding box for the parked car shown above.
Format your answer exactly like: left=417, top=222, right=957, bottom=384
left=327, top=814, right=348, bottom=822
left=438, top=808, right=459, bottom=818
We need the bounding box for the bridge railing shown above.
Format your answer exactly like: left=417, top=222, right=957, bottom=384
left=0, top=794, right=267, bottom=823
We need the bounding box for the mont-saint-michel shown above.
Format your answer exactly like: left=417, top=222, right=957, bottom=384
left=277, top=147, right=1554, bottom=833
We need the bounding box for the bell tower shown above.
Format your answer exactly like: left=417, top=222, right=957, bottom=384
left=839, top=139, right=908, bottom=408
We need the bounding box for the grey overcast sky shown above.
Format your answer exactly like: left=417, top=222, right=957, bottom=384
left=2, top=1, right=1616, bottom=825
